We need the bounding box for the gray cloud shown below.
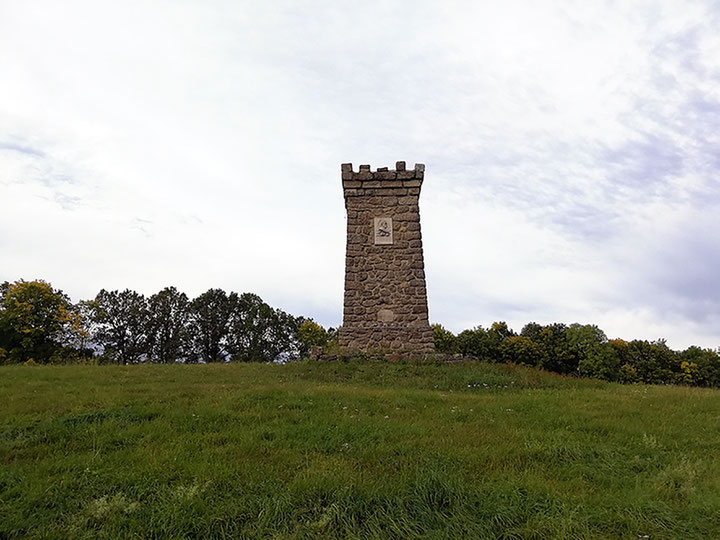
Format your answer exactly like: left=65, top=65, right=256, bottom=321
left=0, top=141, right=45, bottom=157
left=601, top=134, right=684, bottom=192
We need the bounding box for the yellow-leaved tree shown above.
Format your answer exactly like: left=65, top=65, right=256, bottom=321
left=0, top=279, right=86, bottom=363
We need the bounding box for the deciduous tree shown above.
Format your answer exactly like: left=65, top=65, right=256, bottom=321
left=147, top=286, right=190, bottom=363
left=90, top=289, right=150, bottom=364
left=227, top=293, right=300, bottom=362
left=298, top=319, right=328, bottom=356
left=0, top=279, right=84, bottom=363
left=188, top=289, right=237, bottom=363
left=432, top=323, right=458, bottom=354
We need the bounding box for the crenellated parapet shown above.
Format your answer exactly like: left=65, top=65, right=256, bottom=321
left=341, top=162, right=425, bottom=198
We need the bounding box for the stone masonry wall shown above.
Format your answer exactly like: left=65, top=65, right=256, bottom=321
left=339, top=161, right=434, bottom=353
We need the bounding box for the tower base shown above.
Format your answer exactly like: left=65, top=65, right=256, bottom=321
left=339, top=323, right=434, bottom=353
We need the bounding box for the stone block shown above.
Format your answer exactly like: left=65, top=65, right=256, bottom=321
left=381, top=180, right=403, bottom=188
left=394, top=212, right=419, bottom=222
left=362, top=180, right=383, bottom=188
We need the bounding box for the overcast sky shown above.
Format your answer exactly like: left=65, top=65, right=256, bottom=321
left=2, top=1, right=719, bottom=350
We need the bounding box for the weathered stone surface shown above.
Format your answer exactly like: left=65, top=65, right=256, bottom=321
left=339, top=162, right=433, bottom=354
left=377, top=309, right=395, bottom=322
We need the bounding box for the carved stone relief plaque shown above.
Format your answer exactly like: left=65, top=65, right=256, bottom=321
left=373, top=217, right=393, bottom=245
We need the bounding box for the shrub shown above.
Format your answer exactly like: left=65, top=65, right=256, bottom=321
left=432, top=324, right=458, bottom=354
left=500, top=335, right=544, bottom=366
left=678, top=346, right=720, bottom=387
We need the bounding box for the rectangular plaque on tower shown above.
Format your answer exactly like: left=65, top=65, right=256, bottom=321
left=373, top=217, right=393, bottom=245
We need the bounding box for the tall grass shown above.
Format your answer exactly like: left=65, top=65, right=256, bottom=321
left=2, top=361, right=719, bottom=538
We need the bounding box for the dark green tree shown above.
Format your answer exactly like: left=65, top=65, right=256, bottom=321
left=566, top=324, right=617, bottom=380
left=487, top=321, right=515, bottom=362
left=457, top=326, right=494, bottom=359
left=227, top=293, right=301, bottom=362
left=678, top=346, right=720, bottom=387
left=520, top=322, right=544, bottom=342
left=187, top=288, right=237, bottom=363
left=147, top=286, right=190, bottom=363
left=520, top=323, right=579, bottom=374
left=621, top=339, right=679, bottom=384
left=89, top=289, right=150, bottom=364
left=500, top=335, right=545, bottom=366
left=537, top=323, right=578, bottom=374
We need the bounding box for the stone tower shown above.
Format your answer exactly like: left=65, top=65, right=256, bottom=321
left=338, top=161, right=434, bottom=354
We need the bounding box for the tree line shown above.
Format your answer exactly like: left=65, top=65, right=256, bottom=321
left=432, top=322, right=720, bottom=388
left=2, top=278, right=719, bottom=388
left=0, top=279, right=323, bottom=365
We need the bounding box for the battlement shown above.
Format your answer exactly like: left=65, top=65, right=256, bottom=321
left=341, top=162, right=425, bottom=197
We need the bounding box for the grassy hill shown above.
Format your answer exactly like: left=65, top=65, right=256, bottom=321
left=2, top=360, right=719, bottom=538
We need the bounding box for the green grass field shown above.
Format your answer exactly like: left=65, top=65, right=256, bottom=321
left=2, top=361, right=719, bottom=538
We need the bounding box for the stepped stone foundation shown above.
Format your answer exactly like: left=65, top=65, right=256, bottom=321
left=338, top=161, right=434, bottom=354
